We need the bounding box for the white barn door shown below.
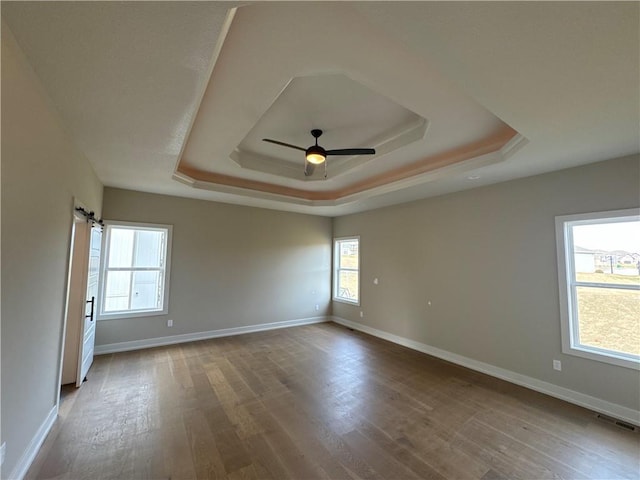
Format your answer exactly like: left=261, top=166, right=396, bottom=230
left=77, top=224, right=102, bottom=386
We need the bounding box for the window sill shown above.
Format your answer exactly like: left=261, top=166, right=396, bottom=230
left=333, top=297, right=360, bottom=307
left=563, top=344, right=640, bottom=371
left=98, top=309, right=167, bottom=321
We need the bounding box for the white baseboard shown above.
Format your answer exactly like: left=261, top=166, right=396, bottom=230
left=331, top=316, right=640, bottom=427
left=9, top=404, right=58, bottom=480
left=95, top=316, right=329, bottom=355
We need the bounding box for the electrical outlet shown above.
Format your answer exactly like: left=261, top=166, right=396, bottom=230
left=167, top=319, right=173, bottom=327
left=360, top=311, right=364, bottom=318
left=373, top=278, right=379, bottom=285
left=315, top=304, right=320, bottom=311
left=553, top=359, right=562, bottom=371
left=1, top=442, right=6, bottom=466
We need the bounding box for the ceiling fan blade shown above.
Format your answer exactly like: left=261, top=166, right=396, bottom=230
left=262, top=138, right=306, bottom=152
left=326, top=148, right=376, bottom=156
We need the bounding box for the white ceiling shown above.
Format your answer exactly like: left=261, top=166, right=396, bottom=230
left=2, top=2, right=638, bottom=216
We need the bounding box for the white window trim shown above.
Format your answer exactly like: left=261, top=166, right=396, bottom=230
left=98, top=220, right=173, bottom=320
left=555, top=208, right=640, bottom=370
left=333, top=236, right=360, bottom=306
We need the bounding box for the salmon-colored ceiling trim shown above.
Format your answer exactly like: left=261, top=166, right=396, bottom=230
left=177, top=126, right=518, bottom=201
left=338, top=125, right=517, bottom=198
left=177, top=166, right=334, bottom=201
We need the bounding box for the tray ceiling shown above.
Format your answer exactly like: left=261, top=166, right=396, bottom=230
left=2, top=2, right=638, bottom=216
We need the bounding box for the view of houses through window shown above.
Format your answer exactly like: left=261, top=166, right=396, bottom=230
left=557, top=210, right=639, bottom=368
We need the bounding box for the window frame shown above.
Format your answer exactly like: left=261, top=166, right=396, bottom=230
left=333, top=236, right=360, bottom=306
left=555, top=208, right=640, bottom=370
left=97, top=220, right=173, bottom=320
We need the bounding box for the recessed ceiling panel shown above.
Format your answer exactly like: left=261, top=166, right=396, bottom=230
left=177, top=2, right=520, bottom=203
left=232, top=74, right=428, bottom=181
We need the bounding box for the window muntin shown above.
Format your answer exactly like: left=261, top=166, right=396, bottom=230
left=556, top=209, right=639, bottom=369
left=334, top=237, right=360, bottom=305
left=99, top=222, right=172, bottom=319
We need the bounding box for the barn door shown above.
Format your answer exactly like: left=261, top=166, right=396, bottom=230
left=76, top=223, right=102, bottom=386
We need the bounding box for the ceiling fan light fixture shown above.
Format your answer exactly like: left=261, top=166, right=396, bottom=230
left=263, top=129, right=375, bottom=176
left=306, top=145, right=326, bottom=164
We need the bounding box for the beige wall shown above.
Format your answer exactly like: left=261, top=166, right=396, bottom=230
left=97, top=188, right=332, bottom=346
left=1, top=23, right=103, bottom=477
left=333, top=154, right=640, bottom=411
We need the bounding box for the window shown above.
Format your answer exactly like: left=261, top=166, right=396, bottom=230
left=99, top=222, right=172, bottom=319
left=334, top=237, right=360, bottom=304
left=555, top=208, right=639, bottom=369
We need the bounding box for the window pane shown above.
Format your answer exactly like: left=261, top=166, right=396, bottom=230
left=572, top=220, right=640, bottom=284
left=131, top=270, right=161, bottom=310
left=101, top=223, right=171, bottom=318
left=576, top=286, right=640, bottom=356
left=134, top=230, right=164, bottom=268
left=337, top=270, right=359, bottom=301
left=108, top=229, right=134, bottom=268
left=339, top=240, right=359, bottom=269
left=104, top=270, right=131, bottom=312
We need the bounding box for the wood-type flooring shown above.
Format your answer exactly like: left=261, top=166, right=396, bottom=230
left=26, top=323, right=639, bottom=479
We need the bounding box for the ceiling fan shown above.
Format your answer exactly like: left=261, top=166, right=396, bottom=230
left=263, top=129, right=376, bottom=177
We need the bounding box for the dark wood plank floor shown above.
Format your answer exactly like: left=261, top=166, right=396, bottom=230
left=27, top=323, right=639, bottom=479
